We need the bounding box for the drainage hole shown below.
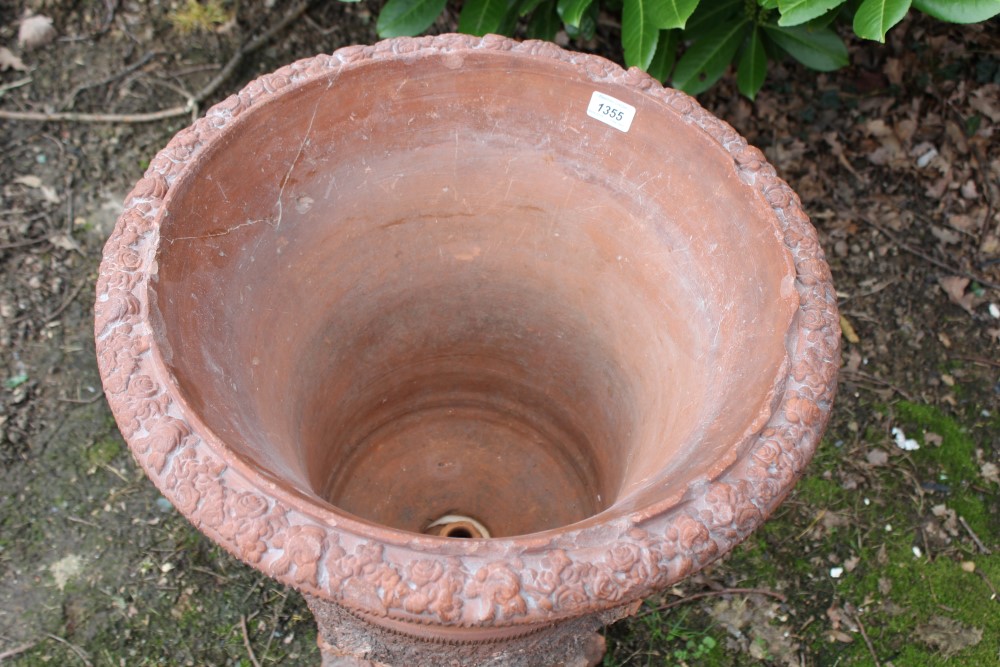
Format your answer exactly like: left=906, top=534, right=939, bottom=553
left=425, top=513, right=491, bottom=539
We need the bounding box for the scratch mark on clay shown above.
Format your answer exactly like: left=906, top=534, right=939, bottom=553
left=275, top=102, right=320, bottom=231
left=166, top=218, right=272, bottom=244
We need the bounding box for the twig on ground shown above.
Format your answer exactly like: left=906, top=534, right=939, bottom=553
left=261, top=591, right=288, bottom=664
left=57, top=390, right=106, bottom=405
left=953, top=355, right=1000, bottom=369
left=958, top=516, right=992, bottom=554
left=43, top=634, right=92, bottom=667
left=0, top=642, right=36, bottom=661
left=66, top=515, right=100, bottom=528
left=240, top=615, right=262, bottom=667
left=0, top=78, right=33, bottom=95
left=0, top=0, right=315, bottom=125
left=0, top=236, right=49, bottom=251
left=857, top=214, right=1000, bottom=291
left=975, top=570, right=998, bottom=600
left=840, top=369, right=914, bottom=400
left=44, top=277, right=90, bottom=323
left=61, top=51, right=164, bottom=110
left=846, top=611, right=881, bottom=667
left=637, top=587, right=788, bottom=617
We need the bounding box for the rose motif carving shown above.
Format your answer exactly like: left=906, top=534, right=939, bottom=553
left=127, top=374, right=158, bottom=399
left=784, top=395, right=821, bottom=426
left=406, top=559, right=444, bottom=587
left=130, top=173, right=168, bottom=201
left=133, top=416, right=191, bottom=473
left=591, top=569, right=629, bottom=602
left=466, top=562, right=527, bottom=621
left=216, top=495, right=286, bottom=565
left=270, top=525, right=326, bottom=588
left=164, top=446, right=226, bottom=514
left=95, top=289, right=141, bottom=336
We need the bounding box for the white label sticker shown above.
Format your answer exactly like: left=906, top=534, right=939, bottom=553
left=586, top=91, right=636, bottom=133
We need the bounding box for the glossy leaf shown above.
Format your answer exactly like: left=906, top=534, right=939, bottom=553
left=647, top=29, right=678, bottom=82
left=527, top=0, right=561, bottom=39
left=764, top=24, right=849, bottom=71
left=622, top=0, right=667, bottom=69
left=377, top=0, right=447, bottom=37
left=660, top=0, right=701, bottom=29
left=853, top=0, right=911, bottom=41
left=673, top=19, right=749, bottom=95
left=778, top=0, right=848, bottom=26
left=805, top=4, right=844, bottom=28
left=459, top=0, right=509, bottom=35
left=685, top=0, right=742, bottom=40
left=557, top=0, right=593, bottom=27
left=759, top=0, right=780, bottom=9
left=738, top=27, right=767, bottom=99
left=497, top=0, right=522, bottom=34
left=912, top=0, right=1000, bottom=23
left=519, top=0, right=547, bottom=15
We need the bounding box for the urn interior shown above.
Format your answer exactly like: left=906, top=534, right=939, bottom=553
left=151, top=50, right=797, bottom=540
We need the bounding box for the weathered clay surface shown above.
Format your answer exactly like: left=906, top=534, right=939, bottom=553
left=95, top=33, right=839, bottom=663
left=307, top=595, right=632, bottom=666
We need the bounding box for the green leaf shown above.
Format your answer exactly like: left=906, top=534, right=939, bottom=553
left=764, top=24, right=849, bottom=71
left=738, top=27, right=768, bottom=99
left=519, top=0, right=547, bottom=15
left=622, top=0, right=662, bottom=69
left=497, top=0, right=522, bottom=33
left=647, top=29, right=679, bottom=82
left=527, top=0, right=561, bottom=39
left=660, top=0, right=701, bottom=29
left=759, top=0, right=780, bottom=9
left=777, top=0, right=848, bottom=26
left=565, top=0, right=598, bottom=39
left=672, top=18, right=749, bottom=95
left=685, top=0, right=742, bottom=40
left=853, top=0, right=911, bottom=41
left=805, top=4, right=844, bottom=28
left=4, top=373, right=28, bottom=390
left=459, top=0, right=509, bottom=35
left=377, top=0, right=447, bottom=37
left=912, top=0, right=1000, bottom=23
left=557, top=0, right=593, bottom=27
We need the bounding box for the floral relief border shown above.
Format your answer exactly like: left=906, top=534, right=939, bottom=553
left=95, top=34, right=839, bottom=630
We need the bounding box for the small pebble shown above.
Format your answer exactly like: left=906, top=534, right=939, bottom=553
left=830, top=567, right=844, bottom=579
left=961, top=561, right=976, bottom=573
left=155, top=497, right=173, bottom=512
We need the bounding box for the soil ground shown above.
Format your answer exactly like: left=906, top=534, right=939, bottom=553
left=1, top=2, right=997, bottom=665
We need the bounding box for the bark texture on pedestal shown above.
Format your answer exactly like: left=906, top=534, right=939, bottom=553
left=96, top=34, right=839, bottom=665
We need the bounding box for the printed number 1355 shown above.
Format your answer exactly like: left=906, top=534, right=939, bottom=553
left=596, top=103, right=624, bottom=122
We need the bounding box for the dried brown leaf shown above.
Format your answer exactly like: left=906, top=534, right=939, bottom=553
left=969, top=85, right=1000, bottom=122
left=981, top=462, right=999, bottom=485
left=931, top=226, right=962, bottom=245
left=14, top=175, right=43, bottom=188
left=947, top=213, right=979, bottom=233
left=916, top=616, right=982, bottom=658
left=18, top=15, right=56, bottom=50
left=48, top=233, right=80, bottom=252
left=840, top=315, right=860, bottom=344
left=938, top=276, right=975, bottom=314
left=0, top=46, right=27, bottom=72
left=866, top=449, right=889, bottom=466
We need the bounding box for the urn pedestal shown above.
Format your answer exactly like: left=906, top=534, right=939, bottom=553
left=95, top=34, right=840, bottom=666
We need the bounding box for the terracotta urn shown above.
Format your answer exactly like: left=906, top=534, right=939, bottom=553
left=95, top=34, right=840, bottom=666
